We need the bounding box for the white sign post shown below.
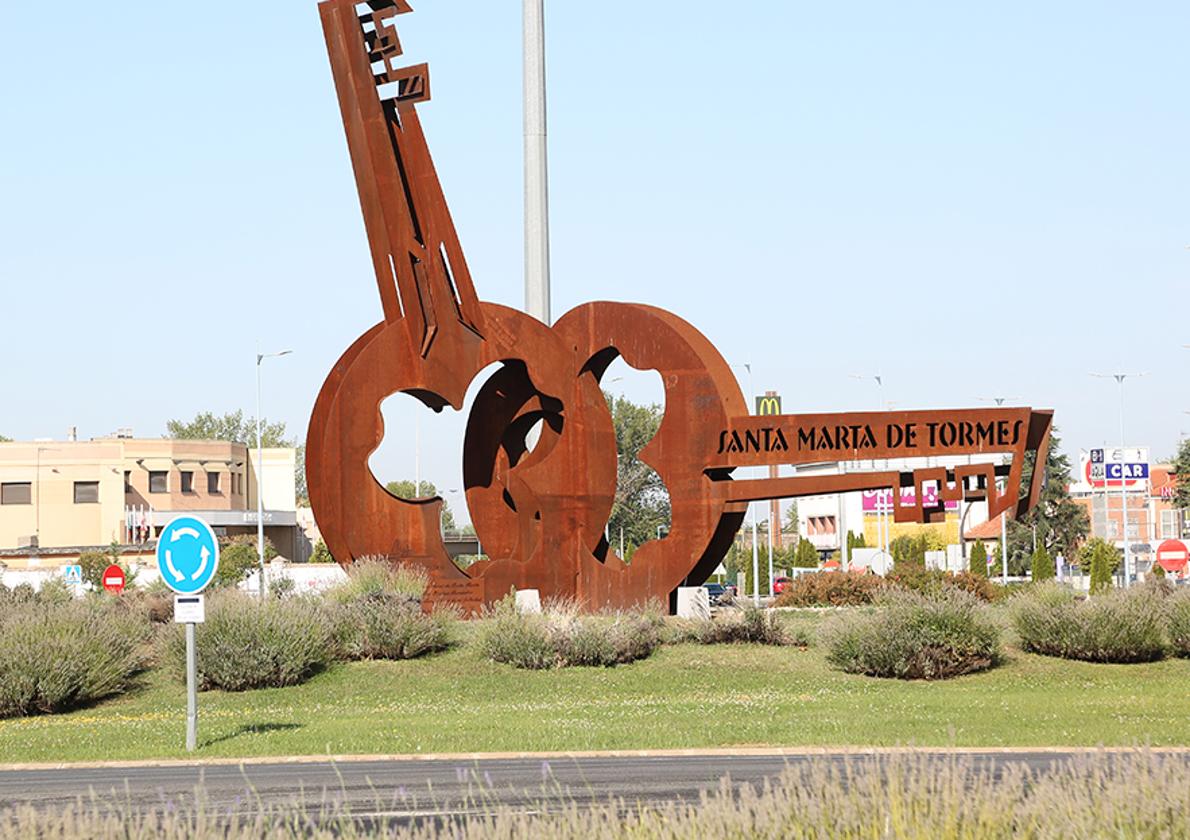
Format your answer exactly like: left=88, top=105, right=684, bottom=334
left=157, top=515, right=220, bottom=753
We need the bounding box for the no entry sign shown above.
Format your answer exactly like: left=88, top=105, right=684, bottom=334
left=1156, top=540, right=1189, bottom=575
left=102, top=564, right=126, bottom=594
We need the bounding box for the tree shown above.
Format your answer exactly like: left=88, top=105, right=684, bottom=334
left=847, top=531, right=867, bottom=553
left=215, top=534, right=277, bottom=588
left=166, top=410, right=307, bottom=504
left=309, top=539, right=334, bottom=564
left=384, top=480, right=456, bottom=531
left=992, top=542, right=1004, bottom=575
left=794, top=538, right=820, bottom=568
left=0, top=435, right=10, bottom=443
left=1171, top=438, right=1190, bottom=515
left=784, top=501, right=799, bottom=536
left=968, top=541, right=988, bottom=577
left=78, top=542, right=136, bottom=591
left=1079, top=538, right=1119, bottom=594
left=1007, top=428, right=1089, bottom=569
left=1031, top=544, right=1055, bottom=582
left=605, top=393, right=670, bottom=557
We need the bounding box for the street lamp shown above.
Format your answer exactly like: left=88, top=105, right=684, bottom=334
left=730, top=362, right=761, bottom=606
left=256, top=348, right=292, bottom=599
left=524, top=0, right=550, bottom=325
left=1090, top=372, right=1146, bottom=587
left=851, top=373, right=887, bottom=554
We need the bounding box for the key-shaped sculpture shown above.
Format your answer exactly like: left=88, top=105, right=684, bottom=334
left=307, top=0, right=1053, bottom=612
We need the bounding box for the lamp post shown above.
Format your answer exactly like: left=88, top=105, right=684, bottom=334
left=524, top=0, right=550, bottom=325
left=256, top=348, right=292, bottom=599
left=730, top=363, right=760, bottom=605
left=851, top=373, right=887, bottom=553
left=1090, top=372, right=1145, bottom=587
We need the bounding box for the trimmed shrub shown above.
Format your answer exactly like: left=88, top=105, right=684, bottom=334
left=793, top=538, right=819, bottom=568
left=1080, top=538, right=1119, bottom=594
left=478, top=598, right=661, bottom=669
left=167, top=592, right=332, bottom=691
left=772, top=571, right=885, bottom=607
left=820, top=588, right=1001, bottom=680
left=968, top=541, right=988, bottom=577
left=1031, top=545, right=1055, bottom=582
left=1170, top=589, right=1190, bottom=658
left=1011, top=583, right=1168, bottom=663
left=674, top=606, right=799, bottom=646
left=0, top=600, right=148, bottom=717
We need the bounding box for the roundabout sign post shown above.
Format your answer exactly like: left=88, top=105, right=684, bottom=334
left=156, top=515, right=219, bottom=752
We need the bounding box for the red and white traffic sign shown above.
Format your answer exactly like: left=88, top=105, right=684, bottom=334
left=102, top=564, right=126, bottom=594
left=1155, top=540, right=1189, bottom=575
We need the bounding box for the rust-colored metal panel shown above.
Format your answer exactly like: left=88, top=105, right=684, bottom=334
left=306, top=1, right=1055, bottom=613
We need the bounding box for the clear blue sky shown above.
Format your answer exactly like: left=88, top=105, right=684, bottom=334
left=3, top=2, right=1188, bottom=517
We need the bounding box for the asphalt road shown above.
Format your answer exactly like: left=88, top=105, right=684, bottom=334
left=0, top=750, right=1159, bottom=819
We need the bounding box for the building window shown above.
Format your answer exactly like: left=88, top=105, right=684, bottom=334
left=124, top=470, right=132, bottom=493
left=0, top=482, right=31, bottom=505
left=208, top=472, right=221, bottom=494
left=149, top=471, right=168, bottom=494
left=180, top=471, right=194, bottom=494
left=73, top=481, right=100, bottom=504
left=1161, top=510, right=1180, bottom=540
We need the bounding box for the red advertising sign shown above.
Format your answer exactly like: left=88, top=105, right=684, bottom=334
left=102, top=564, right=126, bottom=594
left=1155, top=540, right=1189, bottom=575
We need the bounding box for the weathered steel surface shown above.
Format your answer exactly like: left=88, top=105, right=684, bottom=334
left=306, top=0, right=1054, bottom=612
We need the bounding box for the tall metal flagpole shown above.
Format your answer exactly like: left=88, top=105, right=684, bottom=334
left=524, top=0, right=551, bottom=325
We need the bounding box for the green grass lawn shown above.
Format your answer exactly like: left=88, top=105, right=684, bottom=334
left=1, top=635, right=1188, bottom=763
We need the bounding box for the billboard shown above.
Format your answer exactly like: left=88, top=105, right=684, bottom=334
left=862, top=486, right=959, bottom=513
left=1080, top=447, right=1149, bottom=490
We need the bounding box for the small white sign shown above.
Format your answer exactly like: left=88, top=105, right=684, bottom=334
left=61, top=564, right=83, bottom=585
left=174, top=595, right=206, bottom=624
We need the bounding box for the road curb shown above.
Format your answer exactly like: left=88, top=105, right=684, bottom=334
left=2, top=745, right=1187, bottom=773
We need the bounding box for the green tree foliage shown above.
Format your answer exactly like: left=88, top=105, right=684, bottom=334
left=214, top=535, right=277, bottom=588
left=384, top=480, right=456, bottom=531
left=605, top=393, right=670, bottom=557
left=77, top=542, right=135, bottom=591
left=1031, top=544, right=1055, bottom=582
left=166, top=410, right=307, bottom=505
left=309, top=539, right=334, bottom=564
left=1171, top=437, right=1190, bottom=515
left=890, top=531, right=945, bottom=568
left=0, top=435, right=11, bottom=443
left=992, top=542, right=1004, bottom=576
left=968, top=541, right=988, bottom=577
left=1007, top=428, right=1089, bottom=569
left=1080, top=538, right=1119, bottom=594
left=784, top=502, right=799, bottom=536
left=1151, top=563, right=1166, bottom=580
left=794, top=538, right=820, bottom=568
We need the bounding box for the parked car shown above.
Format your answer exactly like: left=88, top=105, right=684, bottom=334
left=772, top=576, right=792, bottom=594
left=702, top=582, right=736, bottom=605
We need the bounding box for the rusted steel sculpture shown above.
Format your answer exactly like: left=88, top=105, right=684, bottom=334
left=307, top=0, right=1054, bottom=612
